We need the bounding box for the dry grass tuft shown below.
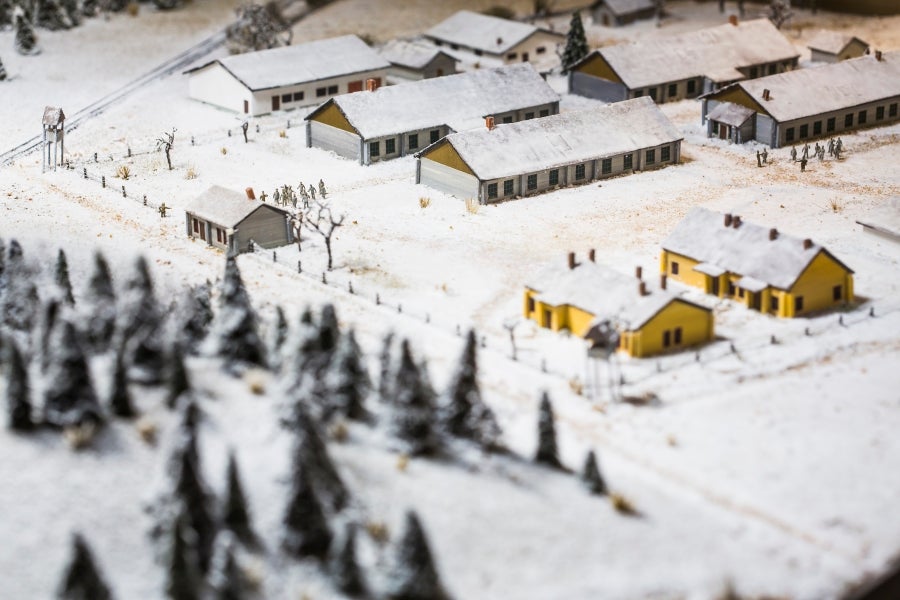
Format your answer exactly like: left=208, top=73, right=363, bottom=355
left=465, top=197, right=480, bottom=214
left=610, top=492, right=638, bottom=516
left=184, top=165, right=198, bottom=180
left=829, top=198, right=843, bottom=213
left=329, top=421, right=348, bottom=443
left=396, top=453, right=409, bottom=472
left=365, top=521, right=390, bottom=545
left=568, top=377, right=583, bottom=396
left=116, top=165, right=130, bottom=180
left=279, top=130, right=287, bottom=138
left=64, top=422, right=99, bottom=450
left=419, top=196, right=431, bottom=209
left=220, top=147, right=228, bottom=155
left=136, top=418, right=158, bottom=446
left=244, top=369, right=267, bottom=395
left=126, top=1, right=139, bottom=16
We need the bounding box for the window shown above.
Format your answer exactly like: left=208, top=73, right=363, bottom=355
left=502, top=116, right=513, bottom=124
left=539, top=109, right=549, bottom=117
left=522, top=53, right=529, bottom=62
left=624, top=153, right=633, bottom=170
left=282, top=93, right=291, bottom=103
left=216, top=228, right=223, bottom=243
left=527, top=174, right=537, bottom=190
left=451, top=44, right=459, bottom=50
left=536, top=46, right=546, bottom=54
left=527, top=296, right=535, bottom=312
left=858, top=110, right=867, bottom=125
left=507, top=52, right=517, bottom=60
left=813, top=121, right=822, bottom=135
left=487, top=183, right=498, bottom=199
left=833, top=285, right=842, bottom=301
left=891, top=103, right=898, bottom=117
left=845, top=113, right=853, bottom=127
left=687, top=79, right=696, bottom=95
left=785, top=127, right=795, bottom=142
left=768, top=64, right=777, bottom=75
left=727, top=281, right=736, bottom=296
left=668, top=83, right=677, bottom=98
left=634, top=90, right=643, bottom=98
left=434, top=40, right=442, bottom=46
left=408, top=134, right=419, bottom=149
left=671, top=261, right=679, bottom=275
left=192, top=218, right=199, bottom=233
left=369, top=141, right=380, bottom=157
left=646, top=149, right=655, bottom=165
left=316, top=87, right=327, bottom=97
left=799, top=124, right=809, bottom=139
left=601, top=158, right=611, bottom=175
left=575, top=164, right=585, bottom=180
left=525, top=112, right=535, bottom=120
left=293, top=91, right=304, bottom=102
left=327, top=85, right=338, bottom=95
left=827, top=117, right=836, bottom=132
left=674, top=327, right=683, bottom=345
left=549, top=169, right=559, bottom=186
left=876, top=106, right=885, bottom=121
left=648, top=87, right=657, bottom=101
left=385, top=138, right=396, bottom=154
left=661, top=146, right=670, bottom=162
left=770, top=296, right=779, bottom=312
left=503, top=180, right=514, bottom=196
left=795, top=296, right=804, bottom=312
left=663, top=330, right=671, bottom=348
left=430, top=129, right=440, bottom=143
left=738, top=288, right=745, bottom=299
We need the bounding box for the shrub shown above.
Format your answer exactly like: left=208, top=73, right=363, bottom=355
left=126, top=1, right=139, bottom=16
left=116, top=165, right=130, bottom=180
left=610, top=492, right=637, bottom=515
left=419, top=197, right=431, bottom=209
left=184, top=165, right=197, bottom=180
left=220, top=147, right=228, bottom=155
left=465, top=197, right=480, bottom=215
left=279, top=130, right=287, bottom=138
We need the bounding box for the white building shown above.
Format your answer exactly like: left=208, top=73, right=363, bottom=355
left=184, top=35, right=390, bottom=116
left=807, top=30, right=869, bottom=63
left=378, top=39, right=459, bottom=84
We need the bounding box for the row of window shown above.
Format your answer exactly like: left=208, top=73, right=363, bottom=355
left=433, top=40, right=546, bottom=60
left=274, top=84, right=340, bottom=106
left=661, top=327, right=683, bottom=348
left=636, top=80, right=697, bottom=102
left=785, top=103, right=898, bottom=142
left=191, top=219, right=227, bottom=245
left=370, top=129, right=442, bottom=158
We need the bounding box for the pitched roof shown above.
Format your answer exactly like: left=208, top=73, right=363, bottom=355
left=424, top=96, right=680, bottom=180
left=662, top=207, right=852, bottom=291
left=526, top=258, right=704, bottom=330
left=307, top=63, right=558, bottom=139
left=379, top=39, right=455, bottom=70
left=42, top=106, right=65, bottom=126
left=425, top=10, right=560, bottom=55
left=807, top=30, right=868, bottom=55
left=706, top=101, right=755, bottom=126
left=713, top=51, right=900, bottom=123
left=184, top=35, right=390, bottom=91
left=185, top=186, right=288, bottom=228
left=577, top=18, right=799, bottom=89
left=595, top=0, right=657, bottom=17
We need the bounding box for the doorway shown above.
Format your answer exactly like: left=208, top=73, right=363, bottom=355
left=272, top=95, right=280, bottom=111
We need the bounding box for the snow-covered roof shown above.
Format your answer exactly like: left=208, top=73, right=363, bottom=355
left=185, top=35, right=390, bottom=91
left=662, top=208, right=852, bottom=291
left=424, top=10, right=560, bottom=55
left=578, top=19, right=799, bottom=89
left=706, top=101, right=755, bottom=126
left=185, top=186, right=287, bottom=228
left=714, top=51, right=900, bottom=123
left=426, top=96, right=680, bottom=181
left=526, top=257, right=702, bottom=330
left=308, top=63, right=558, bottom=139
left=807, top=30, right=868, bottom=55
left=42, top=106, right=65, bottom=126
left=595, top=0, right=657, bottom=17
left=378, top=39, right=455, bottom=70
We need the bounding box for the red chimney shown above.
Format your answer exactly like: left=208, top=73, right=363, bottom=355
left=762, top=89, right=771, bottom=101
left=588, top=249, right=596, bottom=263
left=728, top=15, right=738, bottom=26
left=769, top=228, right=778, bottom=240
left=635, top=265, right=643, bottom=280
left=567, top=252, right=576, bottom=270
left=245, top=187, right=255, bottom=200
left=803, top=238, right=813, bottom=250
left=724, top=213, right=733, bottom=227
left=875, top=50, right=883, bottom=61
left=733, top=215, right=742, bottom=228
left=639, top=281, right=647, bottom=296
left=485, top=116, right=495, bottom=131
left=366, top=78, right=378, bottom=92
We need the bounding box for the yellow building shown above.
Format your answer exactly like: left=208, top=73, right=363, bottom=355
left=660, top=208, right=854, bottom=318
left=524, top=253, right=714, bottom=358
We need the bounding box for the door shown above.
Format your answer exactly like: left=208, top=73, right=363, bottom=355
left=348, top=80, right=363, bottom=93
left=243, top=100, right=249, bottom=114
left=719, top=124, right=728, bottom=140
left=711, top=276, right=720, bottom=296
left=199, top=222, right=206, bottom=242
left=272, top=95, right=280, bottom=111
left=750, top=292, right=761, bottom=311
left=522, top=52, right=529, bottom=62
left=543, top=309, right=552, bottom=328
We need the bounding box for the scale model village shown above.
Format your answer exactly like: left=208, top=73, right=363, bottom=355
left=0, top=0, right=898, bottom=599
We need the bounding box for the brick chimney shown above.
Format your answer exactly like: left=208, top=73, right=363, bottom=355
left=588, top=248, right=596, bottom=263
left=485, top=116, right=495, bottom=131
left=635, top=265, right=643, bottom=279
left=875, top=50, right=883, bottom=61
left=769, top=228, right=778, bottom=240
left=638, top=281, right=647, bottom=296
left=660, top=274, right=667, bottom=290
left=567, top=252, right=576, bottom=270
left=803, top=238, right=813, bottom=250
left=366, top=78, right=378, bottom=92
left=724, top=213, right=733, bottom=227
left=762, top=89, right=771, bottom=101
left=245, top=187, right=255, bottom=201
left=733, top=215, right=742, bottom=228
left=728, top=14, right=738, bottom=26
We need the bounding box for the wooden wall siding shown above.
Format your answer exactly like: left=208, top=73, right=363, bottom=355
left=311, top=103, right=358, bottom=134
left=773, top=97, right=900, bottom=148
left=569, top=71, right=629, bottom=102
left=234, top=207, right=290, bottom=252
left=574, top=54, right=623, bottom=84
left=706, top=87, right=769, bottom=118
left=421, top=142, right=476, bottom=176
left=788, top=251, right=854, bottom=315
left=419, top=158, right=480, bottom=200
left=307, top=121, right=362, bottom=162
left=634, top=300, right=714, bottom=357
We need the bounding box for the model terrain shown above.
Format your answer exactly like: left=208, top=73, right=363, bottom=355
left=0, top=1, right=899, bottom=599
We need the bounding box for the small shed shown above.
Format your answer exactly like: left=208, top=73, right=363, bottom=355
left=379, top=39, right=458, bottom=83
left=42, top=106, right=65, bottom=172
left=807, top=30, right=869, bottom=63
left=184, top=186, right=293, bottom=254
left=591, top=0, right=657, bottom=27
left=705, top=101, right=755, bottom=143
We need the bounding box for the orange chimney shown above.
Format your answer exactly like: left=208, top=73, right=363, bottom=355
left=588, top=248, right=596, bottom=263
left=728, top=15, right=738, bottom=26
left=567, top=252, right=576, bottom=270
left=762, top=89, right=771, bottom=101
left=769, top=228, right=778, bottom=240
left=875, top=50, right=883, bottom=61
left=366, top=78, right=378, bottom=92
left=733, top=215, right=742, bottom=228
left=245, top=187, right=255, bottom=200
left=485, top=116, right=495, bottom=131
left=803, top=238, right=813, bottom=250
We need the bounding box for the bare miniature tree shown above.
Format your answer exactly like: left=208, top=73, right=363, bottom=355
left=502, top=318, right=519, bottom=361
left=768, top=0, right=792, bottom=29
left=156, top=128, right=176, bottom=171
left=303, top=198, right=345, bottom=271
left=225, top=3, right=290, bottom=55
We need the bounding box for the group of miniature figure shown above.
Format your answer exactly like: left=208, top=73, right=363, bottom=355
left=789, top=137, right=844, bottom=171
left=259, top=179, right=328, bottom=209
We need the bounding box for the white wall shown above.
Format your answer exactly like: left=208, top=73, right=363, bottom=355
left=187, top=64, right=253, bottom=115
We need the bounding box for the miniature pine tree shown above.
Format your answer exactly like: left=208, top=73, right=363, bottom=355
left=14, top=6, right=40, bottom=55
left=561, top=11, right=588, bottom=73
left=43, top=321, right=104, bottom=428
left=0, top=237, right=6, bottom=293
left=81, top=0, right=99, bottom=17
left=327, top=329, right=370, bottom=422
left=0, top=56, right=7, bottom=82
left=36, top=0, right=73, bottom=30
left=59, top=0, right=80, bottom=25
left=118, top=256, right=165, bottom=384
left=84, top=252, right=116, bottom=353
left=0, top=0, right=12, bottom=28
left=222, top=451, right=255, bottom=546
left=318, top=303, right=341, bottom=364
left=377, top=331, right=395, bottom=403
left=330, top=523, right=366, bottom=597
left=282, top=465, right=332, bottom=559
left=441, top=329, right=501, bottom=450
left=55, top=249, right=75, bottom=306
left=225, top=3, right=288, bottom=54
left=57, top=533, right=114, bottom=600
left=209, top=535, right=245, bottom=600
left=2, top=242, right=39, bottom=332
left=5, top=338, right=34, bottom=431
left=109, top=345, right=137, bottom=418
left=209, top=254, right=266, bottom=370
left=581, top=449, right=607, bottom=495
left=165, top=343, right=191, bottom=410
left=389, top=340, right=440, bottom=456
left=293, top=406, right=349, bottom=511
left=268, top=305, right=289, bottom=371
left=166, top=511, right=203, bottom=600
left=153, top=0, right=182, bottom=10
left=385, top=511, right=448, bottom=600
left=172, top=434, right=217, bottom=574
left=179, top=282, right=212, bottom=355
left=534, top=392, right=563, bottom=469
left=38, top=297, right=61, bottom=371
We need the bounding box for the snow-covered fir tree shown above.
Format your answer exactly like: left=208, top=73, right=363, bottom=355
left=581, top=449, right=607, bottom=495
left=385, top=511, right=449, bottom=600
left=4, top=338, right=34, bottom=431
left=377, top=331, right=395, bottom=403
left=166, top=510, right=203, bottom=600
left=165, top=343, right=191, bottom=410
left=118, top=255, right=165, bottom=384
left=292, top=406, right=349, bottom=511
left=330, top=522, right=367, bottom=597
left=83, top=252, right=117, bottom=353
left=534, top=392, right=563, bottom=469
left=389, top=340, right=440, bottom=456
left=81, top=0, right=99, bottom=17
left=43, top=320, right=103, bottom=428
left=208, top=254, right=266, bottom=370
left=178, top=282, right=212, bottom=355
left=170, top=428, right=217, bottom=574
left=37, top=297, right=61, bottom=371
left=153, top=0, right=183, bottom=10
left=225, top=3, right=289, bottom=55
left=57, top=533, right=114, bottom=600
left=221, top=450, right=255, bottom=546
left=59, top=0, right=81, bottom=25
left=282, top=465, right=332, bottom=559
left=109, top=344, right=137, bottom=418
left=55, top=248, right=75, bottom=306
left=267, top=305, right=289, bottom=372
left=561, top=11, right=588, bottom=72
left=2, top=240, right=39, bottom=332
left=324, top=328, right=370, bottom=422
left=208, top=534, right=246, bottom=600
left=0, top=56, right=7, bottom=82
left=36, top=0, right=73, bottom=31
left=0, top=0, right=13, bottom=28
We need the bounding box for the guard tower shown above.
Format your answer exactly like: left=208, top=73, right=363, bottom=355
left=42, top=106, right=65, bottom=173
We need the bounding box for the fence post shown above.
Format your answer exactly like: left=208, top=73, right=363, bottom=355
left=127, top=147, right=132, bottom=158
left=83, top=167, right=87, bottom=179
left=227, top=129, right=231, bottom=137
left=425, top=314, right=430, bottom=324
left=94, top=152, right=98, bottom=163
left=191, top=136, right=195, bottom=146
left=455, top=324, right=461, bottom=336
left=375, top=293, right=380, bottom=305
left=770, top=335, right=777, bottom=345
left=297, top=260, right=302, bottom=273
left=321, top=272, right=327, bottom=284
left=838, top=315, right=844, bottom=326
left=256, top=124, right=260, bottom=133
left=273, top=251, right=277, bottom=263
left=122, top=185, right=126, bottom=198
left=541, top=358, right=547, bottom=373
left=287, top=120, right=291, bottom=129
left=397, top=304, right=402, bottom=314
left=101, top=175, right=106, bottom=188
left=348, top=281, right=354, bottom=294
left=143, top=195, right=147, bottom=206
left=870, top=306, right=875, bottom=317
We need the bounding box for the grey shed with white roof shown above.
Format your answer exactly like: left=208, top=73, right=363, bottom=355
left=591, top=0, right=657, bottom=27
left=378, top=39, right=459, bottom=83
left=185, top=186, right=293, bottom=254
left=807, top=30, right=869, bottom=63
left=183, top=35, right=390, bottom=116
left=304, top=63, right=559, bottom=165
left=415, top=96, right=681, bottom=202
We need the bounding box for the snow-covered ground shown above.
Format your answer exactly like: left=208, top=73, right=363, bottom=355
left=1, top=1, right=900, bottom=598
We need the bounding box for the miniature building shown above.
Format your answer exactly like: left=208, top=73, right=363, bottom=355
left=569, top=18, right=799, bottom=103
left=424, top=10, right=564, bottom=70
left=42, top=106, right=65, bottom=173
left=856, top=198, right=900, bottom=243
left=701, top=50, right=900, bottom=147
left=183, top=35, right=390, bottom=116
left=378, top=39, right=458, bottom=84
left=524, top=252, right=714, bottom=358
left=305, top=63, right=559, bottom=165
left=416, top=96, right=681, bottom=202
left=591, top=0, right=657, bottom=27
left=807, top=30, right=869, bottom=63
left=184, top=186, right=293, bottom=254
left=661, top=208, right=855, bottom=318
